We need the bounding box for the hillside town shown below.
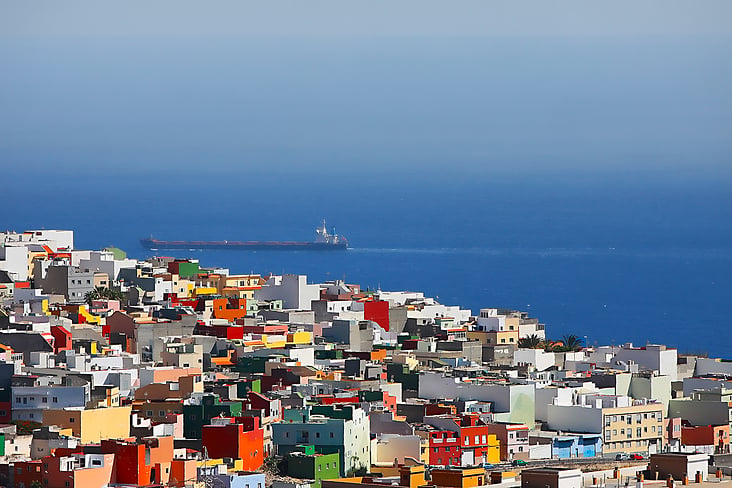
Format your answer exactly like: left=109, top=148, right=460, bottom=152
left=0, top=229, right=730, bottom=488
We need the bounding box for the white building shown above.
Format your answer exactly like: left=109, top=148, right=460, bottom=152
left=0, top=245, right=28, bottom=281
left=419, top=372, right=535, bottom=426
left=514, top=349, right=556, bottom=372
left=255, top=274, right=320, bottom=310
left=12, top=385, right=90, bottom=421
left=78, top=250, right=138, bottom=282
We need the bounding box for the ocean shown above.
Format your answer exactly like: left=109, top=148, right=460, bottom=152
left=5, top=168, right=731, bottom=358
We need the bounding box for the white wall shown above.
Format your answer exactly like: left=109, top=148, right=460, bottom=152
left=25, top=230, right=74, bottom=250
left=255, top=275, right=320, bottom=310
left=546, top=405, right=603, bottom=434
left=0, top=245, right=28, bottom=281
left=78, top=251, right=138, bottom=281
left=372, top=434, right=422, bottom=465
left=419, top=372, right=535, bottom=426
left=514, top=349, right=555, bottom=372
left=695, top=358, right=732, bottom=377
left=613, top=345, right=678, bottom=381
left=529, top=443, right=552, bottom=460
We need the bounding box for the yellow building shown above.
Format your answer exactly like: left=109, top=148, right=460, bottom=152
left=602, top=403, right=664, bottom=455
left=43, top=406, right=132, bottom=443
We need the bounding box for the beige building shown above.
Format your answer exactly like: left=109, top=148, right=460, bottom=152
left=467, top=330, right=519, bottom=346
left=602, top=403, right=664, bottom=455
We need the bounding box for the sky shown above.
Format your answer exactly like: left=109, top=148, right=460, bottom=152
left=2, top=1, right=732, bottom=176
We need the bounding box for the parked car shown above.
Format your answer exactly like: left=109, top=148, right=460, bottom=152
left=615, top=453, right=630, bottom=460
left=512, top=459, right=528, bottom=466
left=630, top=453, right=644, bottom=460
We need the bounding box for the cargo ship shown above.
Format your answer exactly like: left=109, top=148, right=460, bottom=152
left=140, top=221, right=349, bottom=251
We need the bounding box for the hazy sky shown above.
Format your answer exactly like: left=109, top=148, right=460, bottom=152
left=2, top=1, right=731, bottom=175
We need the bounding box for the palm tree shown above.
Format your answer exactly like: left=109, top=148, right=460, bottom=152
left=518, top=334, right=543, bottom=349
left=84, top=286, right=126, bottom=307
left=560, top=334, right=584, bottom=352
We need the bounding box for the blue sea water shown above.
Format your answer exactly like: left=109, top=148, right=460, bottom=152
left=5, top=168, right=731, bottom=358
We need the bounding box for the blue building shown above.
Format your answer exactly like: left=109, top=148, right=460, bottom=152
left=552, top=434, right=602, bottom=459
left=213, top=471, right=266, bottom=488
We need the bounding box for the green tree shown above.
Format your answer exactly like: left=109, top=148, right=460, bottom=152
left=84, top=286, right=126, bottom=307
left=555, top=334, right=584, bottom=352
left=518, top=334, right=543, bottom=349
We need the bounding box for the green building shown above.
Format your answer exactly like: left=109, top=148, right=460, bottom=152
left=234, top=356, right=270, bottom=374
left=285, top=445, right=340, bottom=488
left=176, top=261, right=200, bottom=278
left=236, top=378, right=262, bottom=397
left=182, top=394, right=242, bottom=439
left=386, top=363, right=419, bottom=391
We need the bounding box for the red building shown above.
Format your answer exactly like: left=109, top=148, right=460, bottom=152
left=202, top=417, right=264, bottom=471
left=427, top=430, right=462, bottom=466
left=423, top=414, right=496, bottom=466
left=12, top=460, right=43, bottom=488
left=100, top=436, right=174, bottom=486
left=50, top=325, right=72, bottom=353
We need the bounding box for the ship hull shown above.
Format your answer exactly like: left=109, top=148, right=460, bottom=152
left=140, top=238, right=348, bottom=251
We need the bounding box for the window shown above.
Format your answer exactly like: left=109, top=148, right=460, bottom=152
left=70, top=417, right=75, bottom=423
left=482, top=435, right=487, bottom=444
left=42, top=397, right=48, bottom=403
left=53, top=397, right=58, bottom=403
left=637, top=428, right=642, bottom=437
left=316, top=432, right=320, bottom=438
left=464, top=436, right=469, bottom=445
left=285, top=432, right=289, bottom=438
left=16, top=397, right=20, bottom=404
left=434, top=448, right=438, bottom=453
left=474, top=435, right=479, bottom=444
left=330, top=432, right=334, bottom=438
left=147, top=410, right=153, bottom=417
left=318, top=465, right=322, bottom=472
left=613, top=430, right=617, bottom=436
left=159, top=411, right=165, bottom=417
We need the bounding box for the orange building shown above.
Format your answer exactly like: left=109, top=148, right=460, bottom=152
left=202, top=417, right=264, bottom=471
left=100, top=436, right=175, bottom=486
left=429, top=467, right=488, bottom=488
